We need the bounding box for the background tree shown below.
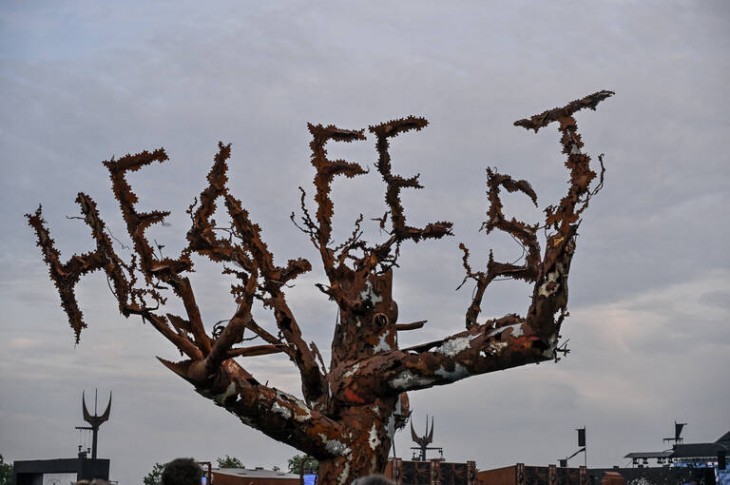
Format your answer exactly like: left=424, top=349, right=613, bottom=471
left=216, top=455, right=245, bottom=468
left=27, top=91, right=612, bottom=483
left=0, top=455, right=12, bottom=485
left=287, top=454, right=320, bottom=475
left=142, top=462, right=165, bottom=485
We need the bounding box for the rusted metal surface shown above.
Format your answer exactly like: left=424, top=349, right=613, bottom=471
left=27, top=91, right=613, bottom=484
left=389, top=458, right=477, bottom=485
left=476, top=464, right=590, bottom=485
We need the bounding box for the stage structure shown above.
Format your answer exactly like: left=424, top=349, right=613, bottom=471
left=13, top=391, right=112, bottom=484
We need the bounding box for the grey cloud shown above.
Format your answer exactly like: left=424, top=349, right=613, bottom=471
left=2, top=1, right=728, bottom=484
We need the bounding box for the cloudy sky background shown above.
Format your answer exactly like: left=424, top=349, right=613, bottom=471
left=1, top=1, right=728, bottom=484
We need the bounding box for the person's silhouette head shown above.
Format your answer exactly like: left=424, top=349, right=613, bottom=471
left=162, top=457, right=203, bottom=485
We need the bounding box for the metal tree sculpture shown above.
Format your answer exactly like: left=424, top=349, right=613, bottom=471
left=28, top=91, right=613, bottom=483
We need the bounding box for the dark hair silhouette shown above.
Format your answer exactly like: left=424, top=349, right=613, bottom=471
left=162, top=458, right=203, bottom=485
left=351, top=475, right=395, bottom=485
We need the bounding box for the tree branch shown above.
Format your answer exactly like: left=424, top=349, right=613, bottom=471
left=158, top=358, right=345, bottom=461
left=459, top=168, right=542, bottom=327
left=513, top=90, right=615, bottom=132
left=25, top=194, right=160, bottom=342
left=307, top=123, right=368, bottom=258
left=104, top=149, right=193, bottom=280
left=333, top=234, right=574, bottom=400
left=335, top=92, right=611, bottom=403
left=369, top=117, right=453, bottom=258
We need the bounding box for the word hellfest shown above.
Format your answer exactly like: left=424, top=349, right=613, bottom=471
left=28, top=91, right=613, bottom=484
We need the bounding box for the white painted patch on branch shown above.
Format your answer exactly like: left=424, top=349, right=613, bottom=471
left=486, top=341, right=508, bottom=354
left=319, top=434, right=351, bottom=456
left=435, top=363, right=470, bottom=381
left=360, top=280, right=383, bottom=304
left=434, top=335, right=475, bottom=356
left=369, top=424, right=381, bottom=450
left=293, top=402, right=312, bottom=422
left=338, top=463, right=350, bottom=485
left=543, top=333, right=558, bottom=358
left=538, top=271, right=560, bottom=297
left=214, top=382, right=237, bottom=404
left=344, top=363, right=361, bottom=378
left=272, top=401, right=293, bottom=420
left=486, top=323, right=524, bottom=339
left=387, top=413, right=396, bottom=438
left=391, top=370, right=436, bottom=390
left=328, top=439, right=350, bottom=455
left=374, top=333, right=392, bottom=353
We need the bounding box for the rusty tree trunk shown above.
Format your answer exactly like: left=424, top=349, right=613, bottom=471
left=318, top=271, right=400, bottom=480
left=27, top=91, right=613, bottom=483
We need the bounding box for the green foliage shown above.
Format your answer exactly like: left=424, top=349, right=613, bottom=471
left=142, top=462, right=165, bottom=485
left=287, top=454, right=319, bottom=474
left=216, top=455, right=244, bottom=468
left=0, top=455, right=13, bottom=485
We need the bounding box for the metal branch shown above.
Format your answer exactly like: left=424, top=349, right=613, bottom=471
left=459, top=168, right=544, bottom=327
left=307, top=123, right=368, bottom=254
left=104, top=149, right=193, bottom=281
left=290, top=187, right=319, bottom=247
left=336, top=92, right=611, bottom=405
left=158, top=357, right=344, bottom=461
left=395, top=320, right=427, bottom=331
left=186, top=142, right=242, bottom=264
left=142, top=312, right=203, bottom=360
left=225, top=344, right=287, bottom=359
left=369, top=117, right=454, bottom=248
left=25, top=194, right=157, bottom=342
left=514, top=90, right=615, bottom=132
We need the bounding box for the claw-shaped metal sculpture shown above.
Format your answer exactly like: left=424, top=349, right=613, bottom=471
left=82, top=390, right=112, bottom=428
left=411, top=415, right=436, bottom=461
left=78, top=390, right=112, bottom=460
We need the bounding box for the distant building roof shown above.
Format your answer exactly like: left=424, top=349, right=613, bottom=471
left=213, top=467, right=299, bottom=480
left=671, top=429, right=730, bottom=460
left=624, top=451, right=672, bottom=460
left=673, top=442, right=728, bottom=459
left=715, top=430, right=730, bottom=446
left=623, top=429, right=730, bottom=462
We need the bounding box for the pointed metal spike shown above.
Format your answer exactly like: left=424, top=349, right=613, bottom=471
left=157, top=357, right=194, bottom=380
left=99, top=391, right=112, bottom=422
left=427, top=416, right=435, bottom=444
left=82, top=391, right=92, bottom=423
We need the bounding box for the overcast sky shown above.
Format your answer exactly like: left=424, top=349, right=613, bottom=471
left=1, top=1, right=728, bottom=484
